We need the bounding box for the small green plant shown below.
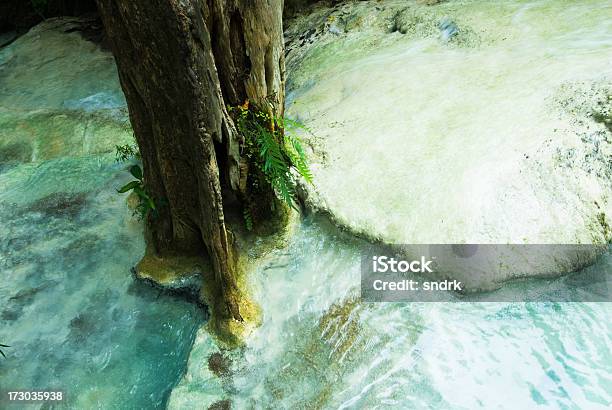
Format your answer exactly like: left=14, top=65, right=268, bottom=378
left=115, top=143, right=140, bottom=163
left=231, top=102, right=312, bottom=199
left=117, top=165, right=157, bottom=220
left=230, top=101, right=313, bottom=230
left=0, top=343, right=9, bottom=358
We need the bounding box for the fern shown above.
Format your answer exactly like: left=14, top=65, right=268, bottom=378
left=230, top=103, right=313, bottom=218
left=256, top=123, right=285, bottom=174
left=285, top=133, right=313, bottom=183
left=269, top=166, right=295, bottom=207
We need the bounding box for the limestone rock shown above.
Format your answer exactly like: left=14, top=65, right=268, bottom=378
left=285, top=0, right=612, bottom=289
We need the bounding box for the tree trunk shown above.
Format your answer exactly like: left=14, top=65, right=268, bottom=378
left=95, top=0, right=285, bottom=325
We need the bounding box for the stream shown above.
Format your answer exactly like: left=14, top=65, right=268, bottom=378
left=170, top=218, right=610, bottom=408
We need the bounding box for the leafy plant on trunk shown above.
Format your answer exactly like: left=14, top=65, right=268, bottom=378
left=117, top=164, right=157, bottom=220
left=230, top=101, right=313, bottom=229
left=114, top=143, right=140, bottom=162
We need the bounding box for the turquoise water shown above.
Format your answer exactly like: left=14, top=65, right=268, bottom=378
left=0, top=155, right=206, bottom=408
left=170, top=218, right=612, bottom=409
left=0, top=19, right=204, bottom=409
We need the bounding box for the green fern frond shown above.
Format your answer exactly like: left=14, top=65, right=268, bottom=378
left=230, top=105, right=313, bottom=210
left=279, top=117, right=313, bottom=133
left=271, top=168, right=296, bottom=208
left=284, top=134, right=313, bottom=183
left=256, top=124, right=286, bottom=173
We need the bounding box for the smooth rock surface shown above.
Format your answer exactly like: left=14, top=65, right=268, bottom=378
left=286, top=0, right=611, bottom=246
left=0, top=18, right=131, bottom=166
left=284, top=0, right=612, bottom=288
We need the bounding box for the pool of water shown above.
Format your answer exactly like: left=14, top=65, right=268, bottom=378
left=0, top=155, right=206, bottom=408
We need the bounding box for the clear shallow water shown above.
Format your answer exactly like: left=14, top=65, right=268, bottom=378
left=0, top=155, right=205, bottom=408
left=0, top=20, right=204, bottom=409
left=172, top=218, right=612, bottom=409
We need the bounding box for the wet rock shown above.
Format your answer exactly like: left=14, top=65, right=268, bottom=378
left=8, top=282, right=54, bottom=304
left=69, top=313, right=96, bottom=337
left=317, top=296, right=363, bottom=360
left=25, top=192, right=88, bottom=218
left=0, top=106, right=131, bottom=163
left=286, top=0, right=612, bottom=289
left=2, top=281, right=57, bottom=321
left=208, top=352, right=232, bottom=377
left=390, top=8, right=439, bottom=36
left=133, top=253, right=207, bottom=304
left=208, top=400, right=232, bottom=410
left=1, top=307, right=21, bottom=321
left=0, top=18, right=126, bottom=111
left=0, top=141, right=33, bottom=164
left=61, top=234, right=101, bottom=257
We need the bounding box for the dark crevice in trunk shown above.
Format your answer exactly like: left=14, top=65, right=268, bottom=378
left=229, top=10, right=249, bottom=102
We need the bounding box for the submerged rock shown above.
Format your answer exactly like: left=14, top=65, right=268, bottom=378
left=25, top=192, right=88, bottom=218
left=208, top=352, right=232, bottom=377
left=0, top=140, right=32, bottom=164
left=286, top=0, right=612, bottom=289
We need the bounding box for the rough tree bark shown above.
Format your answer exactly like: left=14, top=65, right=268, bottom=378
left=95, top=0, right=285, bottom=330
